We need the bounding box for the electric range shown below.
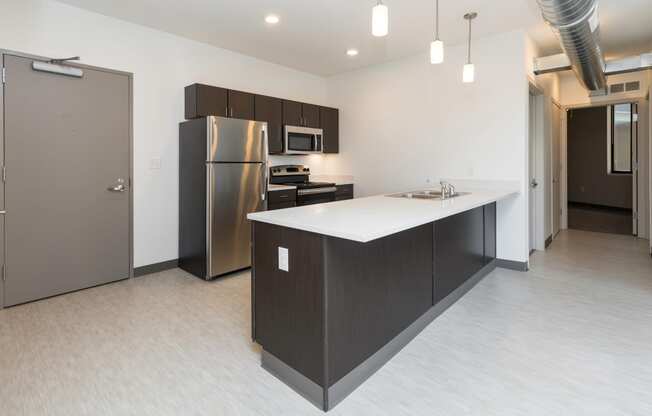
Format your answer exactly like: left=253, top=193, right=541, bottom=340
left=269, top=165, right=337, bottom=206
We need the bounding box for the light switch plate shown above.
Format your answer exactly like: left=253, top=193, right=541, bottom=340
left=278, top=247, right=289, bottom=272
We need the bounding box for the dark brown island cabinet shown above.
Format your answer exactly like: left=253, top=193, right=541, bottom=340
left=184, top=83, right=339, bottom=154
left=251, top=203, right=496, bottom=411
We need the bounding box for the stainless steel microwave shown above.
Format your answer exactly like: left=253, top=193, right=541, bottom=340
left=283, top=125, right=323, bottom=154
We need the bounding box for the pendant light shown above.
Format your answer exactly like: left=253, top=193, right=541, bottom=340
left=372, top=0, right=389, bottom=37
left=462, top=12, right=477, bottom=83
left=430, top=0, right=444, bottom=64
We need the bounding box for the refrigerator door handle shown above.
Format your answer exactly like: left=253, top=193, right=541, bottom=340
left=261, top=162, right=268, bottom=202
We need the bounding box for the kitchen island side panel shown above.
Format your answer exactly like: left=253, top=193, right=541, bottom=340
left=434, top=206, right=486, bottom=303
left=324, top=224, right=434, bottom=386
left=253, top=222, right=326, bottom=386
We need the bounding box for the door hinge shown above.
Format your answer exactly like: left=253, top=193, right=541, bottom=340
left=1, top=67, right=5, bottom=84
left=1, top=265, right=5, bottom=282
left=2, top=166, right=5, bottom=183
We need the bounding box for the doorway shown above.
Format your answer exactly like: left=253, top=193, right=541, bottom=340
left=0, top=51, right=133, bottom=307
left=566, top=104, right=637, bottom=235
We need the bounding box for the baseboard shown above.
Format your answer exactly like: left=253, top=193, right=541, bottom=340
left=133, top=259, right=179, bottom=277
left=496, top=258, right=528, bottom=272
left=545, top=235, right=552, bottom=248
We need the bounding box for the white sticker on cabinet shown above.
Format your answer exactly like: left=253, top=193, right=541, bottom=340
left=278, top=247, right=289, bottom=272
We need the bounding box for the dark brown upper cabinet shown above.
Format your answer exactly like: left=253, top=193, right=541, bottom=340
left=185, top=84, right=227, bottom=119
left=282, top=100, right=303, bottom=127
left=283, top=100, right=320, bottom=128
left=320, top=106, right=339, bottom=154
left=185, top=83, right=339, bottom=154
left=254, top=95, right=284, bottom=154
left=228, top=90, right=255, bottom=120
left=302, top=104, right=320, bottom=128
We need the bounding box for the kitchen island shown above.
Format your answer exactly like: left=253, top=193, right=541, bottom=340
left=247, top=188, right=518, bottom=411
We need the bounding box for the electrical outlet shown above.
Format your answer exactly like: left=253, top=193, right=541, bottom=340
left=278, top=247, right=289, bottom=272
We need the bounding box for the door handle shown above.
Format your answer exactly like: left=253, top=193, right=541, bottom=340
left=108, top=178, right=127, bottom=192
left=531, top=179, right=539, bottom=188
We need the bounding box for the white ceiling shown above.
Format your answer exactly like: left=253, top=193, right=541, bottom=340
left=56, top=0, right=652, bottom=76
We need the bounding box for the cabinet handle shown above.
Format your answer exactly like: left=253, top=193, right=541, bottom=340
left=225, top=106, right=229, bottom=117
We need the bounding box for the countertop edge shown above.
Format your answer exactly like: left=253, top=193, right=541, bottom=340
left=249, top=190, right=518, bottom=242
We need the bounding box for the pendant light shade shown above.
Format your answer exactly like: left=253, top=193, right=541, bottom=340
left=430, top=0, right=444, bottom=64
left=463, top=63, right=475, bottom=83
left=430, top=40, right=444, bottom=64
left=463, top=12, right=477, bottom=83
left=372, top=1, right=389, bottom=37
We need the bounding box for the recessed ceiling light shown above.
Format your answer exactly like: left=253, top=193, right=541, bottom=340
left=346, top=49, right=359, bottom=57
left=265, top=14, right=280, bottom=24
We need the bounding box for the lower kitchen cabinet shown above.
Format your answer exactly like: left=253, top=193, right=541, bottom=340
left=267, top=188, right=296, bottom=210
left=433, top=206, right=485, bottom=303
left=335, top=184, right=353, bottom=201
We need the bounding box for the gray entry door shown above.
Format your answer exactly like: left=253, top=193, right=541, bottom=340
left=2, top=54, right=131, bottom=307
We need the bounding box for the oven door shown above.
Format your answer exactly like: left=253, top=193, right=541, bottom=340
left=284, top=126, right=323, bottom=154
left=296, top=187, right=337, bottom=206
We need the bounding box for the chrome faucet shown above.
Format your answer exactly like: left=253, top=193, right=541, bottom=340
left=440, top=181, right=456, bottom=199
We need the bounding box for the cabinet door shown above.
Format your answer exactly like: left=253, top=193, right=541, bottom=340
left=484, top=203, right=497, bottom=264
left=255, top=95, right=283, bottom=154
left=302, top=103, right=320, bottom=128
left=335, top=184, right=353, bottom=200
left=283, top=100, right=303, bottom=126
left=228, top=90, right=255, bottom=120
left=185, top=84, right=227, bottom=119
left=434, top=207, right=485, bottom=303
left=320, top=106, right=339, bottom=153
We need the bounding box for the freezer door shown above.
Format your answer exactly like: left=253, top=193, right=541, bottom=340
left=207, top=116, right=268, bottom=162
left=207, top=163, right=266, bottom=277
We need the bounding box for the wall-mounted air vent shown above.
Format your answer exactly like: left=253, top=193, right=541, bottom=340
left=609, top=83, right=625, bottom=94
left=625, top=81, right=640, bottom=91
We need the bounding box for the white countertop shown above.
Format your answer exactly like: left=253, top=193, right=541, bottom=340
left=248, top=187, right=518, bottom=242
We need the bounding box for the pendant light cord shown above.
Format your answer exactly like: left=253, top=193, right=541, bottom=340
left=435, top=0, right=440, bottom=40
left=467, top=17, right=472, bottom=64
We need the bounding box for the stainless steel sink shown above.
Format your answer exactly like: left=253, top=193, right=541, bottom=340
left=386, top=190, right=469, bottom=200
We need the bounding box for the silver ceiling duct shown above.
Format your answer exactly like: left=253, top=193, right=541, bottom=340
left=536, top=0, right=607, bottom=94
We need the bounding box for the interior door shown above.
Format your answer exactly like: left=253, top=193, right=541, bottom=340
left=632, top=103, right=639, bottom=236
left=552, top=103, right=561, bottom=237
left=529, top=93, right=537, bottom=252
left=208, top=163, right=265, bottom=277
left=2, top=54, right=131, bottom=307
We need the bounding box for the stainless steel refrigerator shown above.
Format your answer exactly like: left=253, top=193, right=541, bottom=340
left=179, top=116, right=268, bottom=279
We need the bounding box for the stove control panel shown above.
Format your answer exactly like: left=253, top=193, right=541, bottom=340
left=270, top=165, right=310, bottom=177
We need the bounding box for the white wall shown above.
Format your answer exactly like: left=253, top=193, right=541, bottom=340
left=0, top=0, right=341, bottom=267
left=327, top=31, right=530, bottom=263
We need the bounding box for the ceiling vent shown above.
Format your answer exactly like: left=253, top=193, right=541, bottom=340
left=609, top=81, right=641, bottom=95
left=609, top=83, right=625, bottom=94
left=625, top=81, right=640, bottom=91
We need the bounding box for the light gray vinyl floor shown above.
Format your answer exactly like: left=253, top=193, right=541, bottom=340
left=1, top=230, right=651, bottom=415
